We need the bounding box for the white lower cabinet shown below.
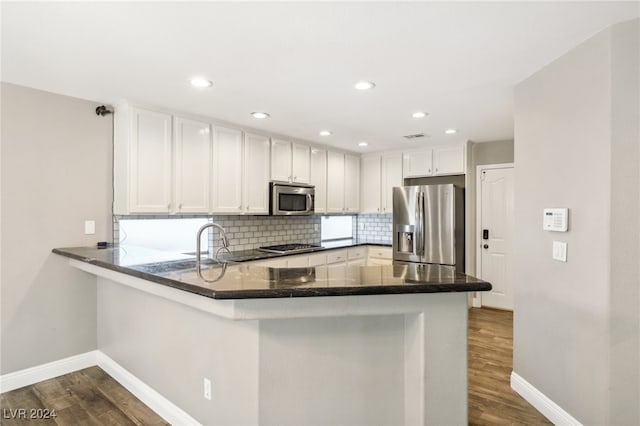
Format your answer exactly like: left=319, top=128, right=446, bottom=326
left=287, top=255, right=310, bottom=268
left=367, top=246, right=393, bottom=266
left=308, top=253, right=327, bottom=267
left=245, top=246, right=391, bottom=269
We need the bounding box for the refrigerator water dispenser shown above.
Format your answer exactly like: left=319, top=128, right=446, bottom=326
left=396, top=225, right=415, bottom=254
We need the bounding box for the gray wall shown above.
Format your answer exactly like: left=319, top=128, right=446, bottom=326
left=1, top=83, right=112, bottom=373
left=513, top=19, right=639, bottom=425
left=471, top=140, right=514, bottom=166
left=465, top=140, right=514, bottom=276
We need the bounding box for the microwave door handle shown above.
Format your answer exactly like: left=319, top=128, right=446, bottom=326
left=305, top=193, right=313, bottom=213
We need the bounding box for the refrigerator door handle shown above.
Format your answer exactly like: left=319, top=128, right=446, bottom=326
left=416, top=192, right=424, bottom=256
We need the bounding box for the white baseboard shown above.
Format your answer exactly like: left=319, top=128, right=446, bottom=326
left=511, top=371, right=583, bottom=425
left=96, top=352, right=201, bottom=426
left=0, top=351, right=98, bottom=393
left=0, top=351, right=201, bottom=426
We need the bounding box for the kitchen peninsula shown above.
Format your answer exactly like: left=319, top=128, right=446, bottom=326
left=54, top=245, right=490, bottom=426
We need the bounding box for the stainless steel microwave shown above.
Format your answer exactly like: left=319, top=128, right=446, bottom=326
left=269, top=181, right=315, bottom=215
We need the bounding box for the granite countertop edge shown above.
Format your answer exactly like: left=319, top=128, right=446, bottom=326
left=52, top=244, right=491, bottom=300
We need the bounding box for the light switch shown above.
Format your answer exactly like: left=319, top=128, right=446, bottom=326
left=552, top=241, right=567, bottom=262
left=84, top=220, right=96, bottom=235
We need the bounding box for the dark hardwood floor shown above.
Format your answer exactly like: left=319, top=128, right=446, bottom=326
left=468, top=307, right=552, bottom=425
left=0, top=367, right=167, bottom=425
left=1, top=308, right=550, bottom=425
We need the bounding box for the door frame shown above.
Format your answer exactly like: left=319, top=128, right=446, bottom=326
left=472, top=163, right=514, bottom=308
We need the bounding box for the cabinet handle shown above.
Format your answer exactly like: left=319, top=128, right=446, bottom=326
left=178, top=203, right=182, bottom=210
left=428, top=168, right=432, bottom=173
left=436, top=168, right=439, bottom=172
left=167, top=203, right=171, bottom=210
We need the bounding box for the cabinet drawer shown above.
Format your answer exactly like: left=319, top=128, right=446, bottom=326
left=308, top=253, right=327, bottom=267
left=347, top=247, right=367, bottom=260
left=368, top=246, right=392, bottom=259
left=286, top=255, right=309, bottom=268
left=326, top=249, right=347, bottom=264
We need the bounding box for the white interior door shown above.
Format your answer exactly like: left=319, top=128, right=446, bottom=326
left=477, top=165, right=514, bottom=310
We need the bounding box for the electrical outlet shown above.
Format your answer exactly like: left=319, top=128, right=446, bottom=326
left=203, top=378, right=212, bottom=400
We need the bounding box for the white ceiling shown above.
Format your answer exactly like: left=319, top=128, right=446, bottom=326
left=2, top=2, right=638, bottom=152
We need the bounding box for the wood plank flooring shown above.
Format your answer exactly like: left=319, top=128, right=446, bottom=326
left=0, top=367, right=167, bottom=426
left=2, top=308, right=550, bottom=425
left=468, top=307, right=552, bottom=425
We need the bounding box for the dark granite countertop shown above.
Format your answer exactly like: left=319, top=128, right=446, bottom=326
left=52, top=245, right=491, bottom=300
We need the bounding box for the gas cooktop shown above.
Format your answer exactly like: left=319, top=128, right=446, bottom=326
left=257, top=243, right=322, bottom=254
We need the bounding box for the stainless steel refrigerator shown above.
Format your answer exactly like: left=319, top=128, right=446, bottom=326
left=392, top=184, right=464, bottom=271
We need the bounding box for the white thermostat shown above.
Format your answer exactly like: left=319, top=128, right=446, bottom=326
left=543, top=208, right=568, bottom=232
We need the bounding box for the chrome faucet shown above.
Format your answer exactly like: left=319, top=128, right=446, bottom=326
left=196, top=222, right=230, bottom=271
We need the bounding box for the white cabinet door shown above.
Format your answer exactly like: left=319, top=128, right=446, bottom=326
left=174, top=118, right=211, bottom=213
left=243, top=132, right=270, bottom=214
left=310, top=148, right=327, bottom=214
left=402, top=149, right=433, bottom=178
left=344, top=154, right=360, bottom=213
left=270, top=138, right=292, bottom=182
left=129, top=108, right=172, bottom=213
left=361, top=154, right=381, bottom=213
left=381, top=153, right=403, bottom=214
left=326, top=151, right=345, bottom=213
left=291, top=143, right=310, bottom=183
left=433, top=145, right=465, bottom=175
left=212, top=126, right=243, bottom=213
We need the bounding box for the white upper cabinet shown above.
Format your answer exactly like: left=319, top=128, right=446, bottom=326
left=402, top=148, right=433, bottom=178
left=212, top=125, right=243, bottom=213
left=361, top=155, right=381, bottom=213
left=361, top=153, right=402, bottom=214
left=403, top=144, right=465, bottom=178
left=174, top=117, right=211, bottom=213
left=326, top=151, right=345, bottom=213
left=243, top=132, right=271, bottom=214
left=271, top=139, right=310, bottom=183
left=344, top=154, right=360, bottom=213
left=327, top=151, right=360, bottom=214
left=291, top=143, right=310, bottom=183
left=381, top=153, right=403, bottom=213
left=310, top=148, right=327, bottom=214
left=433, top=145, right=465, bottom=175
left=270, top=139, right=292, bottom=182
left=128, top=108, right=173, bottom=213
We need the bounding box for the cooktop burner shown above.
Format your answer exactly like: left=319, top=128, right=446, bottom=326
left=258, top=243, right=322, bottom=254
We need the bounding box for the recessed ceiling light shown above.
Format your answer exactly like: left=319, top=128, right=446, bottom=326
left=412, top=111, right=427, bottom=118
left=445, top=128, right=457, bottom=135
left=319, top=130, right=332, bottom=136
left=354, top=81, right=376, bottom=91
left=190, top=77, right=213, bottom=88
left=251, top=112, right=270, bottom=119
left=358, top=141, right=369, bottom=147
